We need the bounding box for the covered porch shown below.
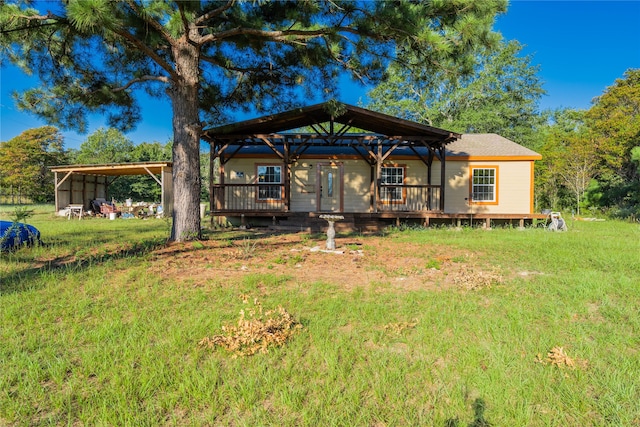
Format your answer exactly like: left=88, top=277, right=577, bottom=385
left=202, top=103, right=459, bottom=220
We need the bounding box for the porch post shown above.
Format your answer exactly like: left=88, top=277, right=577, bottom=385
left=209, top=144, right=215, bottom=222
left=217, top=154, right=225, bottom=211
left=54, top=172, right=59, bottom=212
left=427, top=147, right=434, bottom=210
left=439, top=145, right=446, bottom=212
left=284, top=141, right=290, bottom=212
left=374, top=139, right=383, bottom=213
left=369, top=164, right=375, bottom=212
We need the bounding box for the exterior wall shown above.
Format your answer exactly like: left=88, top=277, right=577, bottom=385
left=56, top=174, right=108, bottom=210
left=225, top=157, right=373, bottom=212
left=224, top=156, right=534, bottom=214
left=337, top=160, right=370, bottom=212
left=162, top=168, right=174, bottom=216
left=444, top=160, right=534, bottom=214
left=290, top=162, right=317, bottom=212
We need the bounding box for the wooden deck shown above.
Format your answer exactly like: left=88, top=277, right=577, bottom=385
left=209, top=210, right=548, bottom=232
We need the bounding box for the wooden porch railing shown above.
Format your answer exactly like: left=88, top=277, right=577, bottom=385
left=212, top=183, right=441, bottom=213
left=213, top=184, right=286, bottom=211
left=377, top=184, right=442, bottom=212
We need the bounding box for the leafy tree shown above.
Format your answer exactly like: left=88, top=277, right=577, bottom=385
left=71, top=127, right=135, bottom=165
left=70, top=129, right=172, bottom=202
left=583, top=69, right=640, bottom=217
left=536, top=109, right=601, bottom=215
left=128, top=141, right=173, bottom=202
left=557, top=133, right=600, bottom=216
left=0, top=126, right=67, bottom=203
left=70, top=127, right=136, bottom=202
left=131, top=141, right=172, bottom=163
left=367, top=40, right=546, bottom=148
left=1, top=0, right=506, bottom=241
left=586, top=69, right=640, bottom=178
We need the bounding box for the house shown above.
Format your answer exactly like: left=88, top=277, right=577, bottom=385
left=202, top=103, right=543, bottom=230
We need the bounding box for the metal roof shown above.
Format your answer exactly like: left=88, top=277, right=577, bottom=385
left=215, top=134, right=541, bottom=160
left=202, top=102, right=460, bottom=142
left=50, top=162, right=172, bottom=176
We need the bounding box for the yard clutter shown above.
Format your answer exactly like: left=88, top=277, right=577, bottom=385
left=545, top=211, right=568, bottom=231
left=88, top=198, right=164, bottom=219
left=0, top=220, right=41, bottom=251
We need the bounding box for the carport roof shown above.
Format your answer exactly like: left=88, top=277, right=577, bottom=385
left=51, top=162, right=172, bottom=177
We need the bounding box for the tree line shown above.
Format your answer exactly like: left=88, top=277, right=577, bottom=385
left=0, top=127, right=170, bottom=204
left=2, top=64, right=637, bottom=219
left=366, top=40, right=639, bottom=219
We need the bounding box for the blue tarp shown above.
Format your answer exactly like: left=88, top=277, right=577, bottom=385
left=0, top=221, right=41, bottom=251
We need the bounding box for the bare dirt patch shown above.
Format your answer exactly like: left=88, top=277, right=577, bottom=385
left=148, top=231, right=502, bottom=292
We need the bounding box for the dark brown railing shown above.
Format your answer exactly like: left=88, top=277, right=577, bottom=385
left=377, top=184, right=441, bottom=212
left=213, top=184, right=286, bottom=211
left=212, top=183, right=441, bottom=213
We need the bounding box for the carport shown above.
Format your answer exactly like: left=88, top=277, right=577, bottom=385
left=51, top=162, right=173, bottom=215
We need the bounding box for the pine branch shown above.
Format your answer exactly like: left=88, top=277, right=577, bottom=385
left=110, top=75, right=171, bottom=93
left=109, top=27, right=177, bottom=81
left=200, top=26, right=357, bottom=45
left=0, top=11, right=65, bottom=35
left=200, top=55, right=271, bottom=74
left=176, top=2, right=194, bottom=42
left=194, top=0, right=235, bottom=26
left=124, top=0, right=176, bottom=47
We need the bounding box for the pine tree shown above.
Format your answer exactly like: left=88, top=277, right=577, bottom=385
left=1, top=0, right=506, bottom=240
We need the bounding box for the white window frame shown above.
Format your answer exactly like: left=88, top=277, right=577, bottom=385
left=257, top=164, right=282, bottom=201
left=380, top=166, right=406, bottom=204
left=470, top=166, right=498, bottom=204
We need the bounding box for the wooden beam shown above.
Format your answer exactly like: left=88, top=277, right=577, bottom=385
left=54, top=172, right=60, bottom=211
left=55, top=171, right=74, bottom=189
left=211, top=140, right=232, bottom=159
left=142, top=167, right=162, bottom=186
left=380, top=140, right=402, bottom=162
left=260, top=137, right=285, bottom=160
left=217, top=156, right=226, bottom=210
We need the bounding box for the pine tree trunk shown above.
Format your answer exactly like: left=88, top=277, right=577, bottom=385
left=169, top=41, right=202, bottom=242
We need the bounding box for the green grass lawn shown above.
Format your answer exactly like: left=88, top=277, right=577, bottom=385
left=1, top=208, right=639, bottom=426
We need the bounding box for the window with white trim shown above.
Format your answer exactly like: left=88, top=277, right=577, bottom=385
left=380, top=166, right=405, bottom=202
left=471, top=168, right=496, bottom=202
left=257, top=165, right=282, bottom=200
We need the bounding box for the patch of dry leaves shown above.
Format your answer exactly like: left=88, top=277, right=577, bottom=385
left=535, top=346, right=589, bottom=369
left=384, top=319, right=419, bottom=334
left=199, top=297, right=302, bottom=357
left=452, top=268, right=504, bottom=290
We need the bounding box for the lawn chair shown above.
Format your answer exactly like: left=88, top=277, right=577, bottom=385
left=99, top=201, right=121, bottom=217
left=90, top=198, right=111, bottom=217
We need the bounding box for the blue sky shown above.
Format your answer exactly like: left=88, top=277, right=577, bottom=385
left=1, top=1, right=639, bottom=150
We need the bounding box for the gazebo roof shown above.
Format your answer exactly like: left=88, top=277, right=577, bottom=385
left=202, top=102, right=460, bottom=143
